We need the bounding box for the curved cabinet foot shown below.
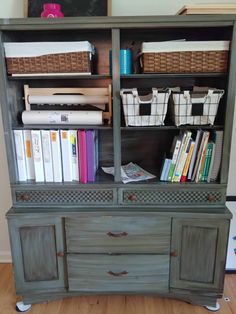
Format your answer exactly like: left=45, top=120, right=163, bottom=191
left=16, top=301, right=32, bottom=312
left=205, top=302, right=220, bottom=312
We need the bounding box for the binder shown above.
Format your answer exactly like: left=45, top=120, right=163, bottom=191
left=86, top=130, right=98, bottom=182
left=13, top=130, right=27, bottom=181
left=31, top=130, right=45, bottom=182
left=41, top=130, right=54, bottom=182
left=60, top=130, right=73, bottom=182
left=23, top=130, right=35, bottom=180
left=50, top=130, right=62, bottom=182
left=78, top=130, right=87, bottom=183
left=69, top=130, right=79, bottom=181
left=209, top=130, right=224, bottom=181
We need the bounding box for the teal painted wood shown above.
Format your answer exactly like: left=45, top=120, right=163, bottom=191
left=170, top=218, right=230, bottom=291
left=67, top=254, right=169, bottom=292
left=65, top=216, right=170, bottom=254
left=7, top=216, right=65, bottom=293
left=221, top=22, right=236, bottom=183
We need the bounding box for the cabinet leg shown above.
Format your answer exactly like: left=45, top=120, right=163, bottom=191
left=205, top=302, right=220, bottom=312
left=16, top=301, right=32, bottom=312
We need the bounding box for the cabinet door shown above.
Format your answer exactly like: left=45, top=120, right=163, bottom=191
left=8, top=216, right=65, bottom=293
left=170, top=218, right=229, bottom=292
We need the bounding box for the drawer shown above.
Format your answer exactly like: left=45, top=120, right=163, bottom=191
left=14, top=188, right=116, bottom=206
left=67, top=254, right=169, bottom=292
left=120, top=188, right=225, bottom=206
left=65, top=216, right=171, bottom=254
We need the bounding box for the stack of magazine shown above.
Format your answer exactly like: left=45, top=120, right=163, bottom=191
left=160, top=129, right=223, bottom=183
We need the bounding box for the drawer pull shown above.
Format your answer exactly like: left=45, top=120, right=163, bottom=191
left=107, top=231, right=128, bottom=238
left=170, top=251, right=178, bottom=257
left=57, top=252, right=65, bottom=257
left=207, top=194, right=217, bottom=202
left=128, top=194, right=137, bottom=201
left=16, top=193, right=31, bottom=201
left=107, top=270, right=128, bottom=277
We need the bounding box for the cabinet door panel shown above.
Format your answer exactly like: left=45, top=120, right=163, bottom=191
left=8, top=216, right=65, bottom=293
left=170, top=218, right=229, bottom=291
left=20, top=226, right=58, bottom=281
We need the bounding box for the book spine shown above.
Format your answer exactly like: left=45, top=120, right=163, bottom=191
left=60, top=130, right=73, bottom=182
left=201, top=143, right=213, bottom=182
left=23, top=129, right=35, bottom=180
left=167, top=139, right=181, bottom=181
left=78, top=130, right=87, bottom=183
left=13, top=130, right=27, bottom=181
left=180, top=140, right=195, bottom=182
left=69, top=130, right=79, bottom=181
left=196, top=132, right=210, bottom=182
left=86, top=130, right=95, bottom=182
left=31, top=130, right=45, bottom=182
left=51, top=130, right=62, bottom=182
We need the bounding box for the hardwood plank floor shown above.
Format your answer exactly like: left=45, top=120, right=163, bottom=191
left=0, top=263, right=235, bottom=314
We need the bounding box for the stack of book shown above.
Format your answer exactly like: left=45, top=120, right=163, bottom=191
left=13, top=129, right=98, bottom=183
left=160, top=129, right=223, bottom=183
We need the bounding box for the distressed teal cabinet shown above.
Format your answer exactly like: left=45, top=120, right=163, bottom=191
left=1, top=15, right=236, bottom=311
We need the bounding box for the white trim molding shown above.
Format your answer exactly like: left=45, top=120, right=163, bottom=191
left=0, top=251, right=12, bottom=263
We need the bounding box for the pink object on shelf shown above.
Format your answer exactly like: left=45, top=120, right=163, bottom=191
left=41, top=3, right=64, bottom=18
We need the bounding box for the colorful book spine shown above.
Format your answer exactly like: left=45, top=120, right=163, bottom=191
left=180, top=140, right=195, bottom=182
left=69, top=130, right=79, bottom=181
left=196, top=131, right=210, bottom=182
left=167, top=137, right=182, bottom=181
left=13, top=130, right=27, bottom=181
left=160, top=158, right=171, bottom=181
left=23, top=130, right=35, bottom=180
left=188, top=130, right=203, bottom=181
left=201, top=142, right=213, bottom=182
left=41, top=130, right=54, bottom=182
left=78, top=130, right=87, bottom=183
left=86, top=130, right=98, bottom=182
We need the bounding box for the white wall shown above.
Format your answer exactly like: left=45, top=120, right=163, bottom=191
left=0, top=0, right=236, bottom=261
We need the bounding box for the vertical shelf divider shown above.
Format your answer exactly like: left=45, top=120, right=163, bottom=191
left=112, top=28, right=121, bottom=182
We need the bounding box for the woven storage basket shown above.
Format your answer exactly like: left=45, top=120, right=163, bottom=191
left=4, top=42, right=94, bottom=75
left=171, top=87, right=224, bottom=126
left=120, top=88, right=171, bottom=126
left=141, top=41, right=229, bottom=73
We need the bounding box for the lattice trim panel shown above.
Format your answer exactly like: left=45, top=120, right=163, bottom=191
left=122, top=190, right=224, bottom=205
left=15, top=189, right=115, bottom=205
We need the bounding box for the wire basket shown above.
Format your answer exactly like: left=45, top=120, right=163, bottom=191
left=171, top=88, right=225, bottom=126
left=120, top=88, right=171, bottom=126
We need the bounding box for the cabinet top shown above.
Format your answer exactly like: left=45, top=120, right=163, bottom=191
left=0, top=15, right=236, bottom=30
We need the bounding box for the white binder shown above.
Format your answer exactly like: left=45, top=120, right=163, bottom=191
left=31, top=130, right=45, bottom=182
left=41, top=130, right=54, bottom=182
left=13, top=130, right=27, bottom=181
left=23, top=130, right=35, bottom=180
left=50, top=130, right=62, bottom=182
left=60, top=130, right=73, bottom=182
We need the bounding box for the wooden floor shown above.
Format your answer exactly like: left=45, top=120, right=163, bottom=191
left=0, top=263, right=235, bottom=314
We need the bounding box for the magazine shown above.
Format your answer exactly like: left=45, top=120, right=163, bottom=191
left=102, top=162, right=156, bottom=183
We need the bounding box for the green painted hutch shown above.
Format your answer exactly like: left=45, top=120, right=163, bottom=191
left=0, top=15, right=235, bottom=311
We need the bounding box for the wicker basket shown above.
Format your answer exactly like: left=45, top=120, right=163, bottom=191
left=4, top=42, right=94, bottom=75
left=141, top=41, right=229, bottom=73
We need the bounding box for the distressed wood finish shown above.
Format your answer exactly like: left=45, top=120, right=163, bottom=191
left=170, top=218, right=230, bottom=291
left=65, top=216, right=170, bottom=253
left=67, top=254, right=169, bottom=292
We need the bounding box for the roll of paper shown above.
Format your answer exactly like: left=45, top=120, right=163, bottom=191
left=28, top=95, right=108, bottom=105
left=22, top=110, right=103, bottom=125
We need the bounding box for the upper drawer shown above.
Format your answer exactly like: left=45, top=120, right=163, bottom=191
left=119, top=187, right=225, bottom=206
left=65, top=216, right=171, bottom=254
left=13, top=187, right=116, bottom=206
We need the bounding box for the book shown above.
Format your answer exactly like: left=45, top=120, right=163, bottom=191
left=78, top=130, right=87, bottom=183
left=201, top=142, right=214, bottom=182
left=50, top=130, right=63, bottom=182
left=195, top=131, right=210, bottom=183
left=160, top=158, right=171, bottom=181
left=13, top=130, right=27, bottom=181
left=60, top=130, right=73, bottom=182
left=69, top=130, right=79, bottom=181
left=180, top=140, right=195, bottom=183
left=192, top=130, right=207, bottom=182
left=41, top=130, right=54, bottom=182
left=172, top=131, right=192, bottom=182
left=167, top=136, right=182, bottom=181
left=209, top=130, right=224, bottom=182
left=31, top=130, right=45, bottom=182
left=207, top=143, right=216, bottom=183
left=188, top=130, right=203, bottom=181
left=86, top=130, right=98, bottom=182
left=23, top=130, right=35, bottom=180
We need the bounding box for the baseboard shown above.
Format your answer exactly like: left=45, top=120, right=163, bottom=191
left=0, top=251, right=12, bottom=263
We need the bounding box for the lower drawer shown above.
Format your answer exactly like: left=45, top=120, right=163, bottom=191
left=67, top=254, right=169, bottom=292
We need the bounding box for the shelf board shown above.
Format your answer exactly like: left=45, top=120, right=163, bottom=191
left=13, top=124, right=113, bottom=130
left=121, top=125, right=224, bottom=131
left=121, top=73, right=228, bottom=79
left=8, top=74, right=111, bottom=80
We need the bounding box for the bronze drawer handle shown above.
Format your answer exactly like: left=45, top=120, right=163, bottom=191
left=207, top=194, right=217, bottom=202
left=57, top=252, right=65, bottom=257
left=107, top=270, right=128, bottom=277
left=170, top=251, right=178, bottom=257
left=128, top=194, right=137, bottom=201
left=16, top=193, right=31, bottom=201
left=107, top=231, right=128, bottom=238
